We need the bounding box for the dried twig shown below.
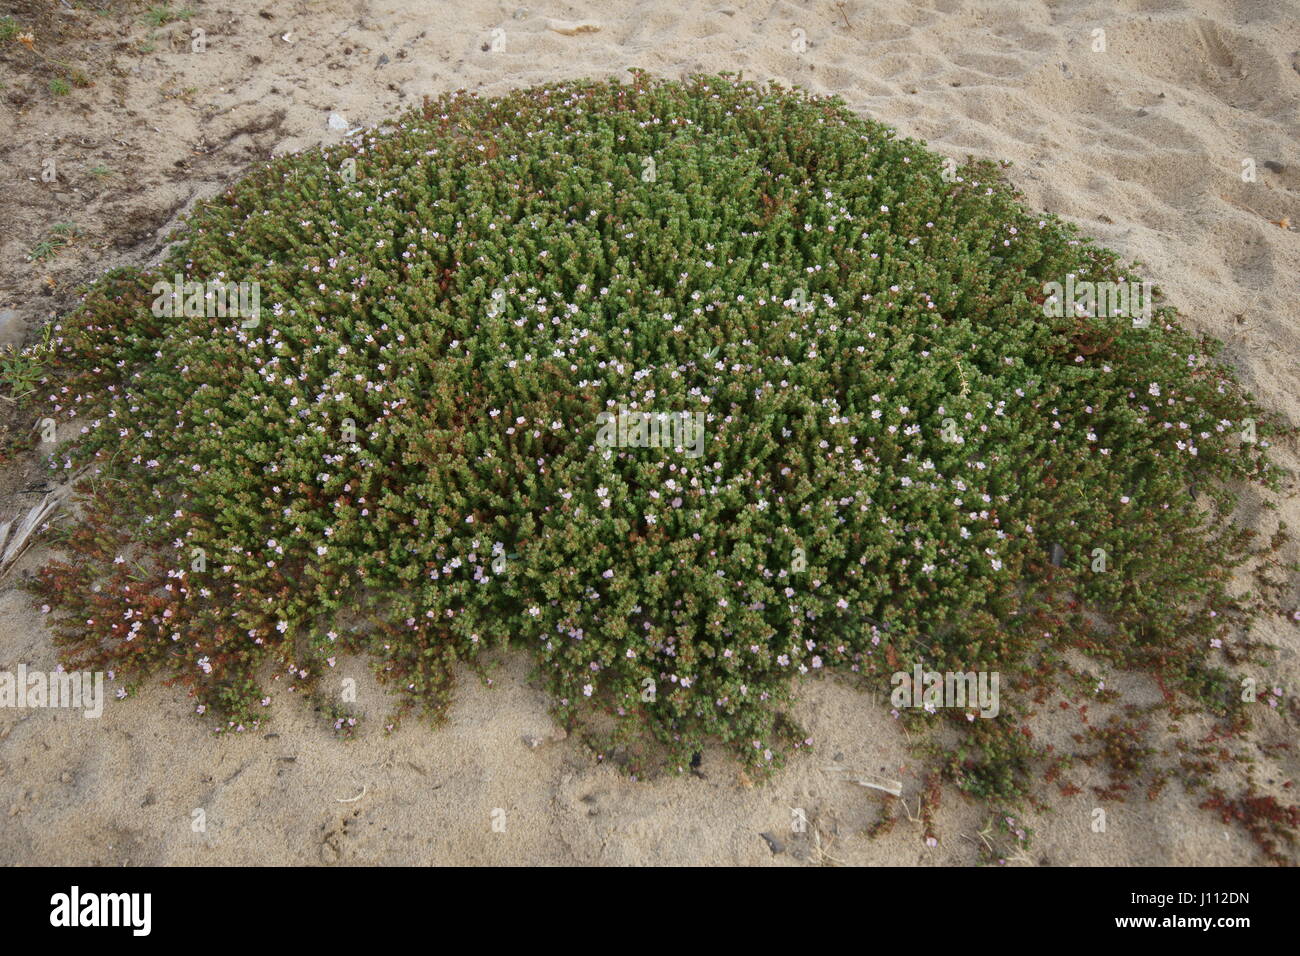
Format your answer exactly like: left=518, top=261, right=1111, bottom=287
left=0, top=493, right=63, bottom=581
left=812, top=826, right=847, bottom=866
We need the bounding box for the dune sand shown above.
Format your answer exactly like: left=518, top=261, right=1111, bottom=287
left=0, top=0, right=1296, bottom=865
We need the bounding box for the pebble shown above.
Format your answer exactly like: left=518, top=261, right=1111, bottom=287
left=0, top=309, right=23, bottom=349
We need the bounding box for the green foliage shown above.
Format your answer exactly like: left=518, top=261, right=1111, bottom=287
left=32, top=75, right=1289, bottom=786
left=0, top=324, right=53, bottom=402
left=27, top=222, right=80, bottom=261
left=142, top=4, right=192, bottom=26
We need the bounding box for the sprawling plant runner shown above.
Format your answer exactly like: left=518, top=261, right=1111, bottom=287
left=33, top=74, right=1288, bottom=796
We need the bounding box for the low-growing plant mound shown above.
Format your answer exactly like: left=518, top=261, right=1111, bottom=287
left=32, top=74, right=1288, bottom=794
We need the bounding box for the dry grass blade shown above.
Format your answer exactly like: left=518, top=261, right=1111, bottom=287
left=0, top=494, right=63, bottom=581
left=824, top=765, right=904, bottom=796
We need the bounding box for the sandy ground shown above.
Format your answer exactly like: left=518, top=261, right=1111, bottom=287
left=0, top=0, right=1297, bottom=865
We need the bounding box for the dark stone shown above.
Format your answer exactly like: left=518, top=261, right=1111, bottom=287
left=760, top=832, right=785, bottom=854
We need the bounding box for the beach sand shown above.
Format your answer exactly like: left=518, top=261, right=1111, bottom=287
left=0, top=0, right=1296, bottom=865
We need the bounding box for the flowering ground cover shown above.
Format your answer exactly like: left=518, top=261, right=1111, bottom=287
left=29, top=74, right=1292, bottom=808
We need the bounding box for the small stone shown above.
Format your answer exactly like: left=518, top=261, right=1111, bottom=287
left=376, top=53, right=390, bottom=68
left=1262, top=160, right=1285, bottom=174
left=512, top=7, right=529, bottom=19
left=760, top=832, right=785, bottom=854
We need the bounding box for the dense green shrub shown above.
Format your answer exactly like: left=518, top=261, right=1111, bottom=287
left=32, top=73, right=1287, bottom=787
